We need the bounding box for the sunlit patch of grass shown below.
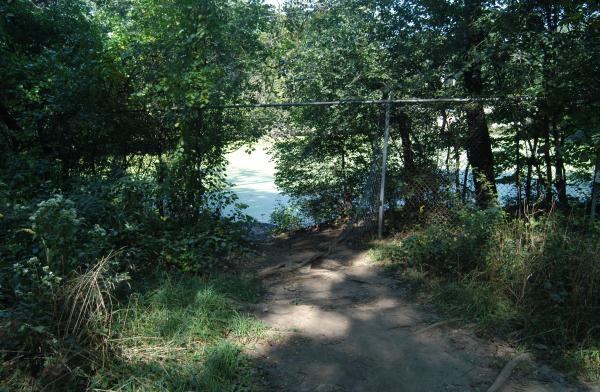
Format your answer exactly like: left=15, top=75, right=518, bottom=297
left=368, top=241, right=410, bottom=278
left=558, top=346, right=600, bottom=382
left=229, top=314, right=268, bottom=343
left=368, top=241, right=405, bottom=264
left=92, top=341, right=256, bottom=392
left=91, top=273, right=265, bottom=391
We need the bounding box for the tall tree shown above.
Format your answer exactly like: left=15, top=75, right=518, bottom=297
left=461, top=0, right=497, bottom=206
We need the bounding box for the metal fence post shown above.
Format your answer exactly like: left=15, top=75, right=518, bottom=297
left=591, top=146, right=600, bottom=220
left=378, top=94, right=391, bottom=238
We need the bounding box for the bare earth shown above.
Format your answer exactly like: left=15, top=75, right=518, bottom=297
left=246, top=227, right=592, bottom=392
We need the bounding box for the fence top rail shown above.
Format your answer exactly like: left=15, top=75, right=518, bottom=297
left=199, top=96, right=521, bottom=110
left=87, top=96, right=527, bottom=115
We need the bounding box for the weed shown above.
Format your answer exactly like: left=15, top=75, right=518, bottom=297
left=270, top=203, right=305, bottom=233
left=431, top=278, right=520, bottom=333
left=558, top=346, right=600, bottom=382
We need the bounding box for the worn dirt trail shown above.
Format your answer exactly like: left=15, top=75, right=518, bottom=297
left=248, top=228, right=587, bottom=392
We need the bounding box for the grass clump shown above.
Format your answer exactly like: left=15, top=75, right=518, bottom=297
left=559, top=346, right=600, bottom=382
left=89, top=272, right=266, bottom=391
left=431, top=278, right=520, bottom=333
left=93, top=340, right=253, bottom=392
left=371, top=208, right=600, bottom=381
left=92, top=274, right=266, bottom=392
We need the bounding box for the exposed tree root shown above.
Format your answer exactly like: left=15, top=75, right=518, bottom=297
left=258, top=224, right=354, bottom=279
left=413, top=318, right=460, bottom=335
left=258, top=253, right=324, bottom=278
left=487, top=353, right=532, bottom=392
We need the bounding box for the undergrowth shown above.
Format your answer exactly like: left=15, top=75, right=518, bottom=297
left=0, top=162, right=264, bottom=390
left=90, top=273, right=266, bottom=391
left=371, top=208, right=600, bottom=382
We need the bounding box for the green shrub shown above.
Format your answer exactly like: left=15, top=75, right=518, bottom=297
left=162, top=225, right=248, bottom=273
left=270, top=203, right=305, bottom=233
left=30, top=195, right=83, bottom=273
left=0, top=172, right=253, bottom=389
left=560, top=346, right=600, bottom=382
left=397, top=207, right=505, bottom=274
left=368, top=241, right=407, bottom=268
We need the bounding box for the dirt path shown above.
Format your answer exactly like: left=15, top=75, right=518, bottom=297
left=248, top=228, right=587, bottom=392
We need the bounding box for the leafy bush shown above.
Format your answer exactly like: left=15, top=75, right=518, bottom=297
left=270, top=203, right=305, bottom=233
left=30, top=195, right=84, bottom=272
left=394, top=208, right=505, bottom=274
left=0, top=167, right=253, bottom=389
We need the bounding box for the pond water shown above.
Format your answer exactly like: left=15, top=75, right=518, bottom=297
left=224, top=145, right=591, bottom=224
left=225, top=143, right=289, bottom=223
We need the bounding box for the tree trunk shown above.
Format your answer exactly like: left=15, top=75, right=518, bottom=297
left=525, top=135, right=539, bottom=208
left=515, top=126, right=522, bottom=216
left=340, top=146, right=351, bottom=213
left=464, top=103, right=497, bottom=206
left=441, top=110, right=450, bottom=176
left=395, top=108, right=414, bottom=172
left=455, top=146, right=461, bottom=192
left=463, top=0, right=497, bottom=207
left=542, top=121, right=553, bottom=207
left=0, top=103, right=21, bottom=153
left=462, top=164, right=470, bottom=203
left=540, top=5, right=559, bottom=209
left=591, top=147, right=600, bottom=220
left=552, top=123, right=568, bottom=210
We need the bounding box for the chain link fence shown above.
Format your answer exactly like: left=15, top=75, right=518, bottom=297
left=341, top=103, right=597, bottom=236
left=236, top=100, right=596, bottom=236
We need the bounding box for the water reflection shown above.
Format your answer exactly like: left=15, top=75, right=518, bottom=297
left=225, top=143, right=289, bottom=223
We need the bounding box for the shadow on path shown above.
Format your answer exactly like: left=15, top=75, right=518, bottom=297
left=249, top=229, right=584, bottom=392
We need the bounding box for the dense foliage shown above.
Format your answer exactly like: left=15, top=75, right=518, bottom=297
left=270, top=0, right=600, bottom=222
left=1, top=0, right=270, bottom=389
left=1, top=0, right=599, bottom=389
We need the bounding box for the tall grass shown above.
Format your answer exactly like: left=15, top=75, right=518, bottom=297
left=2, top=269, right=267, bottom=391
left=371, top=209, right=600, bottom=380
left=90, top=273, right=267, bottom=391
